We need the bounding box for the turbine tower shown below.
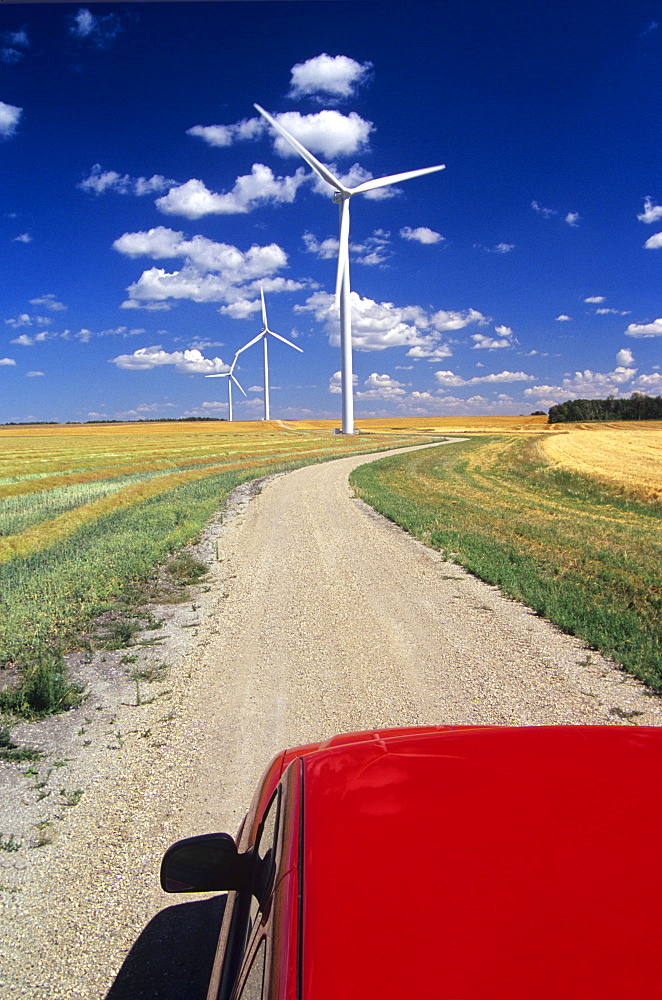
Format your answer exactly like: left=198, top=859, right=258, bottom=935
left=235, top=286, right=303, bottom=421
left=254, top=103, right=445, bottom=435
left=205, top=354, right=246, bottom=422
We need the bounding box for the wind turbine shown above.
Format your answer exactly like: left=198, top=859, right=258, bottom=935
left=235, top=285, right=303, bottom=421
left=205, top=353, right=246, bottom=422
left=254, top=103, right=445, bottom=435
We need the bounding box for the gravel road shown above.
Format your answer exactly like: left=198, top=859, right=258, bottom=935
left=1, top=440, right=660, bottom=999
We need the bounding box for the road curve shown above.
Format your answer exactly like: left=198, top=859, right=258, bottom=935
left=3, top=440, right=659, bottom=999
left=185, top=441, right=660, bottom=830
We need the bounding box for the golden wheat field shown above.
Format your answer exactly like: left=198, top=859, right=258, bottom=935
left=540, top=421, right=662, bottom=503
left=0, top=419, right=440, bottom=564
left=354, top=414, right=552, bottom=434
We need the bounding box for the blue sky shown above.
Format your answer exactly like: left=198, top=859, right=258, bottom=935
left=1, top=0, right=661, bottom=423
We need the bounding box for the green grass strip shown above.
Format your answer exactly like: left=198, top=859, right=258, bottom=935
left=350, top=438, right=662, bottom=691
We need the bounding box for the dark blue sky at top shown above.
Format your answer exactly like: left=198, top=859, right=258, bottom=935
left=1, top=0, right=660, bottom=423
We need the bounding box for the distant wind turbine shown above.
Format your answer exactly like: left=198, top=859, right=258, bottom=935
left=235, top=285, right=303, bottom=421
left=254, top=103, right=445, bottom=435
left=205, top=353, right=246, bottom=422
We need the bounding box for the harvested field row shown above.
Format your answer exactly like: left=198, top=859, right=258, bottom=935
left=541, top=422, right=662, bottom=502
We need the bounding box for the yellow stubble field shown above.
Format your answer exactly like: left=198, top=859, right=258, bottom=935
left=540, top=421, right=662, bottom=503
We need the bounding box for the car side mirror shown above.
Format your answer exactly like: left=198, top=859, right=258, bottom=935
left=160, top=833, right=254, bottom=894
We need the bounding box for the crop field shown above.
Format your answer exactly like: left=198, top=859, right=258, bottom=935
left=351, top=424, right=662, bottom=691
left=540, top=422, right=662, bottom=503
left=0, top=419, right=437, bottom=695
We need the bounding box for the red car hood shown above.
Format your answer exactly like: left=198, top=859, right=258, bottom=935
left=299, top=726, right=662, bottom=1000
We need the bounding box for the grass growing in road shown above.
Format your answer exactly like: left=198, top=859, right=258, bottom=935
left=0, top=649, right=84, bottom=718
left=0, top=726, right=42, bottom=763
left=350, top=435, right=662, bottom=691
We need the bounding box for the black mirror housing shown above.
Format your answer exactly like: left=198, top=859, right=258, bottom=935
left=160, top=833, right=254, bottom=894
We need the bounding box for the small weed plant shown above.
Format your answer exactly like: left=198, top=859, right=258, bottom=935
left=0, top=833, right=21, bottom=852
left=165, top=552, right=209, bottom=585
left=0, top=726, right=42, bottom=763
left=0, top=650, right=84, bottom=719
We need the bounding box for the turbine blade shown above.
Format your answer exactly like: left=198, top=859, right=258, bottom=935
left=268, top=329, right=304, bottom=352
left=231, top=374, right=247, bottom=396
left=350, top=163, right=446, bottom=195
left=335, top=197, right=351, bottom=302
left=205, top=372, right=230, bottom=378
left=260, top=286, right=268, bottom=329
left=254, top=103, right=350, bottom=195
left=235, top=331, right=264, bottom=355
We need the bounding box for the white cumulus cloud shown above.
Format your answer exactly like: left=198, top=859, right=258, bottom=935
left=633, top=372, right=662, bottom=391
left=29, top=294, right=67, bottom=311
left=109, top=346, right=230, bottom=374
left=79, top=164, right=174, bottom=196
left=269, top=110, right=373, bottom=160
left=638, top=197, right=662, bottom=224
left=400, top=226, right=443, bottom=245
left=406, top=344, right=454, bottom=361
left=187, top=118, right=264, bottom=147
left=625, top=318, right=662, bottom=338
left=471, top=325, right=516, bottom=350
left=302, top=231, right=340, bottom=259
left=5, top=313, right=33, bottom=328
left=644, top=232, right=662, bottom=249
left=355, top=372, right=407, bottom=400
left=298, top=294, right=486, bottom=355
left=0, top=100, right=22, bottom=138
left=114, top=227, right=298, bottom=309
left=436, top=369, right=533, bottom=387
left=329, top=370, right=358, bottom=394
left=432, top=308, right=487, bottom=332
left=114, top=226, right=185, bottom=259
left=155, top=166, right=307, bottom=219
left=298, top=291, right=432, bottom=352
left=70, top=8, right=122, bottom=46
left=531, top=200, right=557, bottom=218
left=523, top=365, right=637, bottom=403
left=288, top=53, right=372, bottom=100
left=616, top=348, right=635, bottom=366
left=71, top=8, right=95, bottom=37
left=191, top=109, right=373, bottom=162
left=1, top=30, right=29, bottom=64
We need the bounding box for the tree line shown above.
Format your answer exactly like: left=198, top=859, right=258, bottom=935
left=548, top=393, right=662, bottom=423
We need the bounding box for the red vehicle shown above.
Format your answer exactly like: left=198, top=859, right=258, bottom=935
left=161, top=725, right=662, bottom=999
